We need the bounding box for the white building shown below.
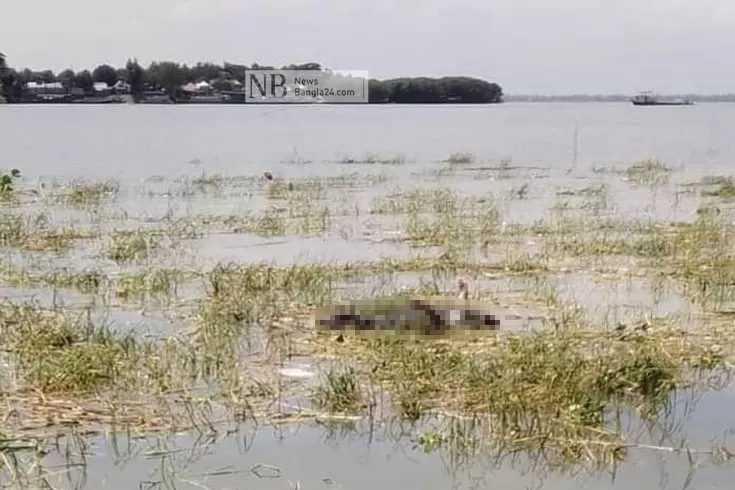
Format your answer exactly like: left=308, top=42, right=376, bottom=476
left=93, top=82, right=111, bottom=93
left=25, top=81, right=66, bottom=94
left=113, top=80, right=131, bottom=93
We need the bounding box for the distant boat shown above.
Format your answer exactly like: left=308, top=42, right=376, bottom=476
left=631, top=92, right=694, bottom=106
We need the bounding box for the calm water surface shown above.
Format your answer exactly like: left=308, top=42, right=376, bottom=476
left=1, top=102, right=734, bottom=181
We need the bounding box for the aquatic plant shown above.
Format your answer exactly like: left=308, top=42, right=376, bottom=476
left=0, top=168, right=20, bottom=195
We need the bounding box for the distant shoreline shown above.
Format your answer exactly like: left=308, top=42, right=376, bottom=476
left=505, top=95, right=735, bottom=102
left=0, top=58, right=504, bottom=105
left=3, top=99, right=735, bottom=106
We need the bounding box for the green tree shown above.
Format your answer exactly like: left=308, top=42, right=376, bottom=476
left=189, top=62, right=223, bottom=82
left=282, top=62, right=321, bottom=71
left=368, top=79, right=391, bottom=103
left=0, top=169, right=21, bottom=195
left=125, top=58, right=144, bottom=100
left=57, top=68, right=75, bottom=88
left=92, top=64, right=118, bottom=86
left=73, top=70, right=94, bottom=92
left=0, top=52, right=7, bottom=101
left=375, top=76, right=502, bottom=104
left=223, top=62, right=248, bottom=81
left=35, top=70, right=56, bottom=83
left=115, top=67, right=128, bottom=82
left=146, top=61, right=186, bottom=97
left=18, top=68, right=32, bottom=85
left=0, top=52, right=23, bottom=102
left=210, top=78, right=234, bottom=91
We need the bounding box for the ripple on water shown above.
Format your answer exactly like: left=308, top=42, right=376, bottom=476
left=25, top=381, right=735, bottom=490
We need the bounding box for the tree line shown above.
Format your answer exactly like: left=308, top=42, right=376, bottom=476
left=0, top=53, right=503, bottom=104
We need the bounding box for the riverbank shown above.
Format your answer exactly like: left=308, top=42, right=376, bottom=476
left=0, top=58, right=504, bottom=104
left=5, top=93, right=507, bottom=105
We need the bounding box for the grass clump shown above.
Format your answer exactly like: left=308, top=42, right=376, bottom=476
left=266, top=180, right=325, bottom=201
left=0, top=300, right=279, bottom=433
left=625, top=158, right=672, bottom=185
left=404, top=198, right=502, bottom=248
left=0, top=303, right=140, bottom=393
left=0, top=213, right=87, bottom=252
left=176, top=173, right=238, bottom=196
left=701, top=176, right=735, bottom=199
left=339, top=154, right=406, bottom=165
left=544, top=214, right=732, bottom=266
left=0, top=168, right=21, bottom=199
left=250, top=209, right=287, bottom=237
left=199, top=262, right=337, bottom=328
left=190, top=262, right=341, bottom=356
left=313, top=327, right=724, bottom=467
left=371, top=188, right=459, bottom=215
left=115, top=268, right=187, bottom=303
left=312, top=368, right=364, bottom=413
left=107, top=229, right=162, bottom=263
left=232, top=207, right=332, bottom=237
left=20, top=332, right=131, bottom=393
left=43, top=268, right=105, bottom=294
left=64, top=179, right=119, bottom=207
left=444, top=153, right=475, bottom=165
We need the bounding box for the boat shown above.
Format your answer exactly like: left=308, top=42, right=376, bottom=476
left=631, top=91, right=694, bottom=106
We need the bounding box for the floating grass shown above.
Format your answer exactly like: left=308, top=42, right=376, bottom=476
left=1, top=158, right=735, bottom=483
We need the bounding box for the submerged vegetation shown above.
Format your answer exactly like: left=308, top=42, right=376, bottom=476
left=0, top=155, right=733, bottom=487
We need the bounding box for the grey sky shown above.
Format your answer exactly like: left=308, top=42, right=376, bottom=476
left=2, top=0, right=734, bottom=94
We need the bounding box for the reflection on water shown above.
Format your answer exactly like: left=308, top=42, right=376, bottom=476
left=5, top=381, right=731, bottom=490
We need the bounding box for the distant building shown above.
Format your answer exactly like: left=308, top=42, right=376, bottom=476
left=93, top=82, right=112, bottom=94
left=25, top=81, right=66, bottom=94
left=112, top=80, right=131, bottom=94
left=195, top=81, right=213, bottom=94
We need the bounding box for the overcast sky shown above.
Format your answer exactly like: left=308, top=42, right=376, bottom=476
left=2, top=0, right=734, bottom=94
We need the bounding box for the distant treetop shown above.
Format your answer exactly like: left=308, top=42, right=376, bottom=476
left=0, top=55, right=503, bottom=104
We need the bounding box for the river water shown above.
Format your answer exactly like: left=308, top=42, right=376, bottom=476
left=1, top=102, right=735, bottom=489
left=1, top=102, right=733, bottom=181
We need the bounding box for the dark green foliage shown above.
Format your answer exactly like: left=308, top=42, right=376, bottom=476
left=92, top=64, right=118, bottom=86
left=57, top=69, right=75, bottom=87
left=369, top=76, right=503, bottom=104
left=72, top=70, right=94, bottom=92
left=0, top=51, right=11, bottom=101
left=0, top=54, right=503, bottom=104
left=0, top=169, right=21, bottom=194
left=126, top=58, right=145, bottom=100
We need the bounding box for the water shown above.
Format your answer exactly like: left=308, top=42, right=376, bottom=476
left=1, top=102, right=735, bottom=489
left=2, top=103, right=734, bottom=182
left=27, top=386, right=735, bottom=489
left=3, top=102, right=731, bottom=230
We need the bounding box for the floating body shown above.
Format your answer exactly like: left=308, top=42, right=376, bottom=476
left=314, top=280, right=508, bottom=337
left=314, top=296, right=502, bottom=337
